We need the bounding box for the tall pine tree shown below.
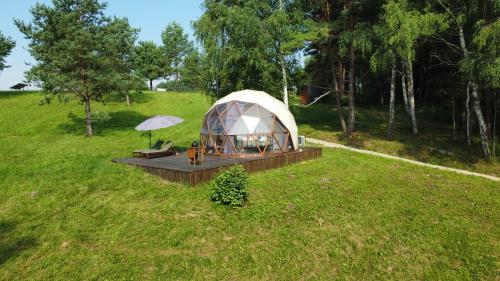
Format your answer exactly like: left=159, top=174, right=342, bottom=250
left=0, top=31, right=15, bottom=74
left=16, top=0, right=138, bottom=136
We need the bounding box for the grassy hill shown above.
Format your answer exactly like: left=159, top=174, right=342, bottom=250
left=0, top=91, right=498, bottom=280
left=293, top=103, right=500, bottom=177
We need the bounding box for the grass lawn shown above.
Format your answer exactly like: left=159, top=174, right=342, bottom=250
left=293, top=103, right=500, bottom=176
left=0, top=91, right=498, bottom=280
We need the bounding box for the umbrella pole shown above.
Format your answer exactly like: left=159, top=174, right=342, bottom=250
left=149, top=131, right=152, bottom=148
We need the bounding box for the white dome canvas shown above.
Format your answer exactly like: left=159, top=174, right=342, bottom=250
left=200, top=89, right=299, bottom=155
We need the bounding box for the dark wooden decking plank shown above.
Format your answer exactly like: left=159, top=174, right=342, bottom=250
left=113, top=148, right=322, bottom=186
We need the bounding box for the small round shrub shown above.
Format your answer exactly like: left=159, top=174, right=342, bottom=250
left=211, top=165, right=248, bottom=207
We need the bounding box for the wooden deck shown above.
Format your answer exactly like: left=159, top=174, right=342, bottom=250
left=113, top=147, right=322, bottom=186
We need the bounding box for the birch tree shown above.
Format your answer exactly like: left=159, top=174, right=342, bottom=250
left=382, top=0, right=447, bottom=135
left=436, top=0, right=497, bottom=158
left=195, top=0, right=312, bottom=99
left=277, top=0, right=289, bottom=106
left=266, top=0, right=315, bottom=105
left=370, top=22, right=397, bottom=139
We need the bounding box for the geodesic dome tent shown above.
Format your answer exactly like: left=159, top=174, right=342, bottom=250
left=200, top=90, right=298, bottom=156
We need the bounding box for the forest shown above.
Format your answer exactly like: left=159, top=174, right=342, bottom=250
left=193, top=0, right=499, bottom=160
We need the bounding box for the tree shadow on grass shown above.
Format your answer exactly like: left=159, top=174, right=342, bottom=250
left=58, top=110, right=150, bottom=135
left=292, top=105, right=339, bottom=132
left=0, top=91, right=39, bottom=100
left=293, top=103, right=492, bottom=170
left=0, top=220, right=37, bottom=266
left=293, top=104, right=390, bottom=143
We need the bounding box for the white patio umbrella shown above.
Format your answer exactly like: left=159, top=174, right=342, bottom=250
left=135, top=115, right=183, bottom=148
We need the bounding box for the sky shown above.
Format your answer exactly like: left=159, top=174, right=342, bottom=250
left=0, top=0, right=204, bottom=90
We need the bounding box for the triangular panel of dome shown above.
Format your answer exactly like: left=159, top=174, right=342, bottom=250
left=272, top=132, right=288, bottom=151
left=243, top=103, right=260, bottom=118
left=223, top=115, right=239, bottom=132
left=205, top=109, right=218, bottom=129
left=224, top=101, right=239, bottom=117
left=200, top=119, right=209, bottom=134
left=241, top=115, right=260, bottom=133
left=239, top=102, right=254, bottom=114
left=227, top=116, right=251, bottom=135
left=257, top=106, right=274, bottom=118
left=222, top=135, right=237, bottom=154
left=274, top=119, right=288, bottom=133
left=254, top=118, right=273, bottom=134
left=215, top=103, right=228, bottom=117
left=208, top=116, right=225, bottom=134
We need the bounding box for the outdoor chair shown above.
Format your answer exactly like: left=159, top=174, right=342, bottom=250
left=133, top=141, right=174, bottom=159
left=187, top=146, right=205, bottom=165
left=187, top=147, right=197, bottom=165
left=151, top=140, right=165, bottom=150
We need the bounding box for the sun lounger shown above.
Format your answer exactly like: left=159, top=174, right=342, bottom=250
left=132, top=140, right=163, bottom=154
left=151, top=140, right=165, bottom=150
left=133, top=141, right=174, bottom=159
left=133, top=140, right=169, bottom=154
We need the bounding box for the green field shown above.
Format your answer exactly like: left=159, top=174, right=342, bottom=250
left=0, top=91, right=498, bottom=280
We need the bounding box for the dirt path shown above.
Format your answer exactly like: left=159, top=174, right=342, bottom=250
left=307, top=137, right=499, bottom=182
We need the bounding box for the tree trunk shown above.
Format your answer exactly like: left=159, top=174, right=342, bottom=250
left=149, top=79, right=153, bottom=91
left=387, top=63, right=396, bottom=139
left=458, top=26, right=490, bottom=158
left=84, top=97, right=93, bottom=136
left=493, top=91, right=497, bottom=157
left=340, top=61, right=346, bottom=90
left=126, top=93, right=131, bottom=107
left=281, top=57, right=288, bottom=106
left=330, top=48, right=347, bottom=135
left=471, top=82, right=491, bottom=159
left=401, top=62, right=410, bottom=114
left=335, top=92, right=347, bottom=135
left=175, top=72, right=179, bottom=91
left=452, top=96, right=456, bottom=142
left=279, top=0, right=288, bottom=107
left=347, top=42, right=355, bottom=136
left=466, top=81, right=471, bottom=146
left=406, top=59, right=418, bottom=135
left=174, top=61, right=180, bottom=91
